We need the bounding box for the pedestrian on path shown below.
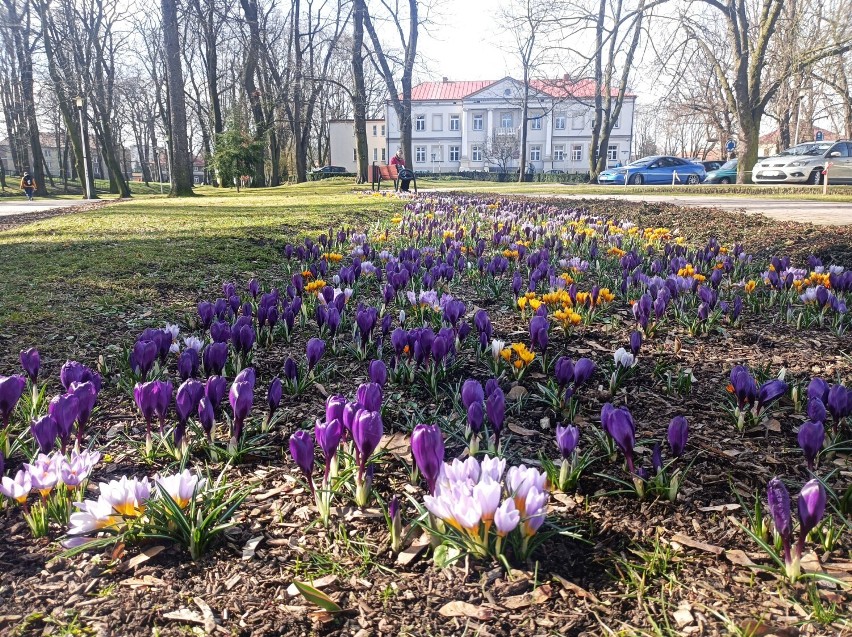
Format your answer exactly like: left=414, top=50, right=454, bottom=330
left=20, top=172, right=37, bottom=201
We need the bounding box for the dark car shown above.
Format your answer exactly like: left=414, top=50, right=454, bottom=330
left=313, top=166, right=347, bottom=174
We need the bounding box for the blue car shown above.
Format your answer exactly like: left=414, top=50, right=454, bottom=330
left=598, top=156, right=706, bottom=185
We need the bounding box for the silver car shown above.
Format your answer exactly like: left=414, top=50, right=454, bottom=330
left=751, top=141, right=852, bottom=185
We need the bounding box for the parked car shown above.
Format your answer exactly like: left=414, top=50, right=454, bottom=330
left=544, top=169, right=565, bottom=174
left=751, top=141, right=852, bottom=185
left=312, top=165, right=347, bottom=174
left=597, top=156, right=706, bottom=185
left=704, top=159, right=739, bottom=184
left=699, top=160, right=724, bottom=172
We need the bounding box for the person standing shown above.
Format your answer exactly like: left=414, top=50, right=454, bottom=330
left=20, top=172, right=37, bottom=201
left=390, top=148, right=411, bottom=192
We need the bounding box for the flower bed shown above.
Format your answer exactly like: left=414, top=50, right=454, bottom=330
left=0, top=194, right=850, bottom=635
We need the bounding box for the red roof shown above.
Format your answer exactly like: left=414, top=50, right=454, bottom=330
left=409, top=78, right=633, bottom=101
left=410, top=81, right=496, bottom=100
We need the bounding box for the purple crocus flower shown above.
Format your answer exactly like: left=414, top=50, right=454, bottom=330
left=267, top=378, right=283, bottom=415
left=807, top=377, right=829, bottom=403
left=467, top=401, right=484, bottom=433
left=289, top=430, right=315, bottom=484
left=356, top=383, right=383, bottom=412
left=176, top=379, right=205, bottom=426
left=30, top=414, right=59, bottom=454
left=326, top=395, right=346, bottom=425
left=431, top=335, right=449, bottom=364
left=234, top=367, right=256, bottom=388
left=134, top=381, right=158, bottom=424
left=826, top=384, right=849, bottom=424
left=756, top=379, right=788, bottom=414
left=315, top=418, right=343, bottom=479
left=368, top=360, right=388, bottom=387
left=49, top=393, right=80, bottom=452
left=198, top=396, right=215, bottom=439
left=342, top=400, right=363, bottom=433
left=210, top=320, right=231, bottom=343
left=555, top=424, right=579, bottom=459
left=667, top=416, right=688, bottom=457
left=797, top=420, right=825, bottom=471
left=198, top=301, right=215, bottom=329
left=228, top=381, right=254, bottom=445
left=767, top=477, right=793, bottom=567
left=629, top=330, right=642, bottom=356
left=60, top=361, right=86, bottom=391
left=730, top=366, right=756, bottom=409
left=807, top=398, right=827, bottom=423
left=202, top=342, right=229, bottom=376
left=177, top=348, right=199, bottom=381
left=69, top=381, right=98, bottom=445
left=604, top=404, right=636, bottom=472
left=486, top=388, right=506, bottom=447
left=284, top=357, right=298, bottom=382
left=352, top=409, right=383, bottom=471
left=0, top=375, right=26, bottom=428
left=131, top=340, right=158, bottom=378
left=205, top=375, right=228, bottom=416
left=554, top=357, right=574, bottom=388
left=248, top=278, right=260, bottom=299
left=461, top=379, right=484, bottom=411
left=152, top=380, right=173, bottom=433
left=306, top=338, right=326, bottom=371
left=20, top=348, right=40, bottom=384
left=572, top=358, right=596, bottom=387
left=651, top=442, right=663, bottom=473
left=411, top=423, right=444, bottom=494
left=797, top=479, right=826, bottom=542
left=529, top=315, right=549, bottom=353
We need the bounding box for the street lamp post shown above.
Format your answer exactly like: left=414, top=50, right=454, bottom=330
left=794, top=91, right=806, bottom=147
left=74, top=96, right=93, bottom=199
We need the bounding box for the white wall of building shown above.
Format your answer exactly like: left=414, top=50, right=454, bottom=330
left=385, top=78, right=635, bottom=173
left=328, top=120, right=387, bottom=173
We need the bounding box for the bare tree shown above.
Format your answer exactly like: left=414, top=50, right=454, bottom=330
left=484, top=130, right=520, bottom=173
left=161, top=0, right=195, bottom=195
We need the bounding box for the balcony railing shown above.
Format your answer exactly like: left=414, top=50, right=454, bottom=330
left=493, top=126, right=520, bottom=137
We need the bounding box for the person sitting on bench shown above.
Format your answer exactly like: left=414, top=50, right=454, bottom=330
left=390, top=148, right=412, bottom=192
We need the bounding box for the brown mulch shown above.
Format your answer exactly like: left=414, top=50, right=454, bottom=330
left=0, top=197, right=850, bottom=636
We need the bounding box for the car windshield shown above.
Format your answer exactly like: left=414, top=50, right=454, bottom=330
left=720, top=160, right=737, bottom=170
left=778, top=143, right=831, bottom=156
left=628, top=157, right=655, bottom=166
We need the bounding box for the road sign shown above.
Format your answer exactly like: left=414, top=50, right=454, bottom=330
left=726, top=139, right=736, bottom=152
left=815, top=131, right=824, bottom=142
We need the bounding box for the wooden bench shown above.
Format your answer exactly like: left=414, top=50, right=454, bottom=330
left=371, top=163, right=417, bottom=193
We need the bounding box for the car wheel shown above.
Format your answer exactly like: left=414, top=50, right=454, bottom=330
left=629, top=173, right=643, bottom=185
left=720, top=177, right=731, bottom=184
left=810, top=169, right=823, bottom=185
left=687, top=174, right=700, bottom=185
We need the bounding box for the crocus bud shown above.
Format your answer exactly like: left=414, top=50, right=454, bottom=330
left=767, top=477, right=793, bottom=564
left=797, top=479, right=826, bottom=539
left=30, top=415, right=59, bottom=454
left=807, top=398, right=827, bottom=424
left=554, top=357, right=574, bottom=388
left=368, top=360, right=388, bottom=387
left=356, top=383, right=383, bottom=413
left=289, top=430, right=315, bottom=481
left=352, top=409, right=383, bottom=465
left=267, top=378, right=283, bottom=413
left=410, top=423, right=444, bottom=494
left=606, top=406, right=636, bottom=473
left=807, top=377, right=829, bottom=403
left=667, top=416, right=688, bottom=457
left=315, top=418, right=343, bottom=467
left=572, top=358, right=596, bottom=387
left=198, top=396, right=215, bottom=437
left=306, top=338, right=326, bottom=370
left=555, top=424, right=579, bottom=459
left=20, top=348, right=40, bottom=384
left=49, top=393, right=80, bottom=450
left=797, top=420, right=825, bottom=471
left=461, top=379, right=484, bottom=411
left=629, top=330, right=642, bottom=356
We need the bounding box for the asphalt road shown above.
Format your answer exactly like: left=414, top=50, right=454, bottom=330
left=553, top=193, right=852, bottom=225
left=0, top=198, right=94, bottom=217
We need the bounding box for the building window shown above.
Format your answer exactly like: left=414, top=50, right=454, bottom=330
left=471, top=145, right=483, bottom=162
left=555, top=114, right=566, bottom=130
left=571, top=144, right=582, bottom=161
left=449, top=145, right=460, bottom=161
left=373, top=148, right=378, bottom=161
left=530, top=117, right=542, bottom=130
left=381, top=148, right=386, bottom=161
left=554, top=145, right=565, bottom=161
left=472, top=115, right=484, bottom=131
left=381, top=125, right=385, bottom=136
left=613, top=113, right=620, bottom=129
left=571, top=111, right=584, bottom=130
left=501, top=112, right=513, bottom=128
left=431, top=145, right=443, bottom=162
left=607, top=144, right=618, bottom=161
left=449, top=115, right=460, bottom=131
left=415, top=115, right=426, bottom=131
left=353, top=148, right=357, bottom=161
left=415, top=146, right=427, bottom=162
left=372, top=125, right=377, bottom=136
left=432, top=114, right=443, bottom=131
left=529, top=145, right=541, bottom=161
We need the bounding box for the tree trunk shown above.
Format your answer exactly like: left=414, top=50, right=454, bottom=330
left=240, top=0, right=269, bottom=185
left=518, top=82, right=529, bottom=183
left=160, top=0, right=195, bottom=196
left=352, top=0, right=370, bottom=183
left=737, top=114, right=760, bottom=184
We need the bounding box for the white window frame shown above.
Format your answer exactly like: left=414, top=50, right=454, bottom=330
left=373, top=148, right=378, bottom=161
left=529, top=145, right=541, bottom=161
left=607, top=144, right=619, bottom=161
left=553, top=145, right=565, bottom=161
left=500, top=112, right=513, bottom=128
left=372, top=125, right=377, bottom=136
left=449, top=145, right=460, bottom=161
left=471, top=145, right=483, bottom=162
left=449, top=115, right=460, bottom=131
left=555, top=114, right=566, bottom=130
left=381, top=125, right=385, bottom=136
left=415, top=115, right=426, bottom=132
left=530, top=117, right=542, bottom=130
left=381, top=148, right=386, bottom=161
left=415, top=146, right=427, bottom=162
left=613, top=113, right=620, bottom=129
left=472, top=115, right=484, bottom=131
left=571, top=144, right=582, bottom=162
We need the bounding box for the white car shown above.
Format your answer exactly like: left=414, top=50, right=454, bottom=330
left=751, top=141, right=852, bottom=185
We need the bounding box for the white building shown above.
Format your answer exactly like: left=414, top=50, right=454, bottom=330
left=385, top=76, right=636, bottom=174
left=328, top=119, right=387, bottom=172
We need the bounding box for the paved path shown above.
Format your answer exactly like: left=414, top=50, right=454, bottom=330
left=552, top=194, right=852, bottom=226
left=0, top=198, right=95, bottom=217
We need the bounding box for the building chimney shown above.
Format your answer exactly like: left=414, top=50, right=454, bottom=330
left=443, top=76, right=449, bottom=83
left=563, top=73, right=570, bottom=81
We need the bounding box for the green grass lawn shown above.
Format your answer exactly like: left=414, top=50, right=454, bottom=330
left=0, top=183, right=399, bottom=361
